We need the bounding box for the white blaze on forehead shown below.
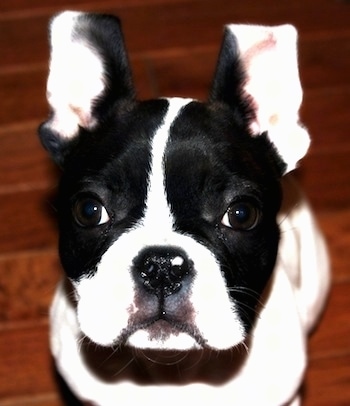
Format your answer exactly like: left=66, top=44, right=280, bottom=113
left=141, top=98, right=192, bottom=238
left=137, top=98, right=245, bottom=349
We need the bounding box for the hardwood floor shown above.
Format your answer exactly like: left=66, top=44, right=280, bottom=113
left=0, top=0, right=349, bottom=404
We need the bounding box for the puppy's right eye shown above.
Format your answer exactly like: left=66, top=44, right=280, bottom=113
left=221, top=200, right=261, bottom=231
left=73, top=197, right=110, bottom=227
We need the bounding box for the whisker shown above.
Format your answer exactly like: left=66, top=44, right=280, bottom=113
left=278, top=200, right=301, bottom=229
left=139, top=349, right=189, bottom=366
left=111, top=355, right=135, bottom=378
left=240, top=340, right=249, bottom=355
left=182, top=349, right=206, bottom=372
left=228, top=286, right=264, bottom=309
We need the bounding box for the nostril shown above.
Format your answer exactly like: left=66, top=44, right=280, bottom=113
left=132, top=246, right=193, bottom=297
left=142, top=262, right=162, bottom=289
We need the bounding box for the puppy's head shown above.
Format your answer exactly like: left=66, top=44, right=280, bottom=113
left=39, top=12, right=309, bottom=350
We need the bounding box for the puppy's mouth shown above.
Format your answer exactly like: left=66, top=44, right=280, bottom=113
left=120, top=312, right=207, bottom=350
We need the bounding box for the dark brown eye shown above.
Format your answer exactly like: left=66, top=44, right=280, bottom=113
left=73, top=197, right=110, bottom=227
left=221, top=201, right=261, bottom=231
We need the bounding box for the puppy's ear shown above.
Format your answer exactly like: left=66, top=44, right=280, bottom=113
left=210, top=24, right=310, bottom=173
left=39, top=11, right=135, bottom=165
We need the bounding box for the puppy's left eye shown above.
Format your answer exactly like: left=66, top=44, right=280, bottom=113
left=73, top=197, right=110, bottom=227
left=221, top=201, right=261, bottom=231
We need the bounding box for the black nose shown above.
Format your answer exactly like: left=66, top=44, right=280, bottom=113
left=132, top=246, right=193, bottom=298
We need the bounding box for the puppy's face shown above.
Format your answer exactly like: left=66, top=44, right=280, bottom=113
left=56, top=98, right=283, bottom=350
left=40, top=13, right=308, bottom=351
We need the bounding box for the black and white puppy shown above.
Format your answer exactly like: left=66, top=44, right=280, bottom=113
left=39, top=11, right=330, bottom=406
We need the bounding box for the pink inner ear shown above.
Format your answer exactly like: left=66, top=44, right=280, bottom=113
left=243, top=33, right=277, bottom=64
left=226, top=24, right=310, bottom=172
left=235, top=25, right=303, bottom=128
left=242, top=34, right=278, bottom=135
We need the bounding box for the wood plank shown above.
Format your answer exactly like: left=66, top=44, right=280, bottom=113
left=303, top=354, right=350, bottom=406
left=0, top=188, right=57, bottom=254
left=0, top=123, right=57, bottom=190
left=309, top=282, right=350, bottom=359
left=140, top=47, right=214, bottom=100
left=0, top=323, right=55, bottom=399
left=302, top=87, right=350, bottom=151
left=0, top=394, right=63, bottom=406
left=299, top=148, right=350, bottom=210
left=0, top=69, right=47, bottom=126
left=299, top=34, right=350, bottom=90
left=0, top=250, right=60, bottom=324
left=1, top=0, right=350, bottom=69
left=317, top=209, right=350, bottom=284
left=0, top=0, right=194, bottom=15
left=1, top=0, right=347, bottom=15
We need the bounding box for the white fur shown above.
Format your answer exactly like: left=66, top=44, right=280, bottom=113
left=47, top=11, right=105, bottom=138
left=227, top=24, right=310, bottom=172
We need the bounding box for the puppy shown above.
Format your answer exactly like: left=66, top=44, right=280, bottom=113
left=39, top=11, right=330, bottom=406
